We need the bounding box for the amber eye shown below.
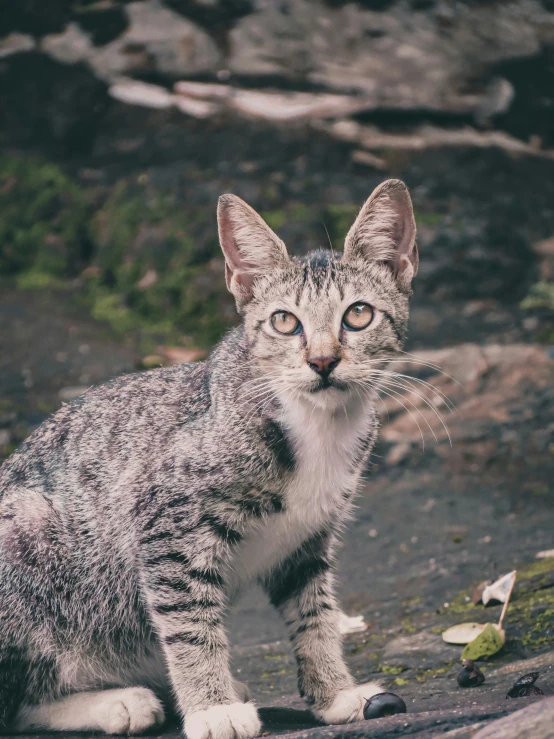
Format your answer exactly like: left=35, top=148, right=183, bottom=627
left=342, top=303, right=374, bottom=331
left=271, top=311, right=301, bottom=335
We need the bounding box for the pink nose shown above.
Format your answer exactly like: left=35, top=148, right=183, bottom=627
left=307, top=355, right=341, bottom=377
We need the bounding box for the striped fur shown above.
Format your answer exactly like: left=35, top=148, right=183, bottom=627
left=0, top=180, right=416, bottom=737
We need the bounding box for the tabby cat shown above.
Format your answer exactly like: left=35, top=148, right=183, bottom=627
left=0, top=179, right=418, bottom=738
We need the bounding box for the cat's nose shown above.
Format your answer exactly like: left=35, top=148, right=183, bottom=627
left=307, top=355, right=341, bottom=377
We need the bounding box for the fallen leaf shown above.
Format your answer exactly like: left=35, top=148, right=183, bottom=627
left=442, top=622, right=488, bottom=645
left=482, top=571, right=516, bottom=606
left=462, top=623, right=505, bottom=660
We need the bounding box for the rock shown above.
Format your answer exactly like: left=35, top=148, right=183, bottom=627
left=109, top=79, right=175, bottom=109
left=379, top=343, right=554, bottom=447
left=383, top=631, right=459, bottom=670
left=41, top=0, right=221, bottom=82
left=229, top=0, right=554, bottom=116
left=0, top=32, right=35, bottom=58
left=472, top=697, right=554, bottom=739
left=536, top=550, right=554, bottom=560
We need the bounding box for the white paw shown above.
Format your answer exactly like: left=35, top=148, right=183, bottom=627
left=184, top=702, right=261, bottom=739
left=99, top=688, right=165, bottom=734
left=313, top=683, right=383, bottom=725
left=232, top=679, right=252, bottom=703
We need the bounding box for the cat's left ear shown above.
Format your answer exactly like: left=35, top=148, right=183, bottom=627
left=218, top=194, right=290, bottom=308
left=343, top=179, right=418, bottom=289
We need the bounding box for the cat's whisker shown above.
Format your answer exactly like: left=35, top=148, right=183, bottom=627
left=366, top=369, right=456, bottom=412
left=368, top=376, right=444, bottom=445
left=356, top=354, right=459, bottom=386
left=354, top=379, right=426, bottom=449
left=368, top=372, right=452, bottom=445
left=394, top=350, right=462, bottom=386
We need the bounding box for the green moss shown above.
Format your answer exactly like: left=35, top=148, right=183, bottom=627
left=521, top=281, right=554, bottom=343
left=377, top=664, right=406, bottom=675
left=16, top=270, right=69, bottom=290
left=324, top=204, right=359, bottom=241
left=0, top=154, right=92, bottom=277
left=393, top=677, right=409, bottom=686
left=414, top=211, right=444, bottom=227
left=1, top=154, right=236, bottom=350
left=0, top=152, right=380, bottom=351
left=521, top=281, right=554, bottom=312
left=443, top=592, right=478, bottom=615
left=415, top=660, right=458, bottom=683
left=260, top=668, right=287, bottom=679
left=518, top=558, right=554, bottom=579
left=260, top=210, right=286, bottom=231
left=401, top=618, right=417, bottom=634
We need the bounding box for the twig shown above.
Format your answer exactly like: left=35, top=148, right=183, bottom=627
left=498, top=572, right=516, bottom=631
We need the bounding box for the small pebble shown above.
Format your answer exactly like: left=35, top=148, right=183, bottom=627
left=457, top=659, right=485, bottom=688
left=363, top=692, right=407, bottom=720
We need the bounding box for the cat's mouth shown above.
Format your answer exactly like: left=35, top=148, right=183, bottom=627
left=310, top=377, right=349, bottom=393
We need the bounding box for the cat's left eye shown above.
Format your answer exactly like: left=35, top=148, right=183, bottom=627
left=271, top=311, right=302, bottom=335
left=342, top=302, right=374, bottom=331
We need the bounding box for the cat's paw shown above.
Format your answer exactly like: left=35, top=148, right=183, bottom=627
left=98, top=687, right=165, bottom=734
left=313, top=683, right=383, bottom=725
left=184, top=702, right=261, bottom=739
left=232, top=679, right=252, bottom=702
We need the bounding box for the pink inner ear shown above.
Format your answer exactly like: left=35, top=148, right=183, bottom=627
left=385, top=191, right=417, bottom=280
left=219, top=204, right=258, bottom=295
left=218, top=206, right=246, bottom=275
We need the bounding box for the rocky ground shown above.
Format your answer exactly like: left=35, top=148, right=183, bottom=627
left=2, top=0, right=554, bottom=736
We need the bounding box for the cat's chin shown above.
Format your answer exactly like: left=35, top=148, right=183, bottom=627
left=300, top=385, right=353, bottom=411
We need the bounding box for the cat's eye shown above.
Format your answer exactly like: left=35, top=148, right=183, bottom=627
left=342, top=303, right=374, bottom=331
left=271, top=311, right=301, bottom=335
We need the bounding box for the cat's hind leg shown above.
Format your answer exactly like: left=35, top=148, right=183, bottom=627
left=14, top=688, right=165, bottom=735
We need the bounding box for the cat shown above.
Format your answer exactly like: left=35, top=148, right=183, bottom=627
left=0, top=178, right=418, bottom=738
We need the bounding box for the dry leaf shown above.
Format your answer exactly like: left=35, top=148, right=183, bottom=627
left=442, top=623, right=488, bottom=645
left=482, top=571, right=516, bottom=606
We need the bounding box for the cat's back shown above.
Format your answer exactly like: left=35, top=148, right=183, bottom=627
left=0, top=361, right=211, bottom=496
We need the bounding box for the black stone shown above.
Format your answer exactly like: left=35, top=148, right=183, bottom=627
left=363, top=692, right=407, bottom=720
left=457, top=659, right=485, bottom=688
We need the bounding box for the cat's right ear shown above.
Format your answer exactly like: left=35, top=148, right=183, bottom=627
left=342, top=179, right=418, bottom=290
left=217, top=194, right=290, bottom=308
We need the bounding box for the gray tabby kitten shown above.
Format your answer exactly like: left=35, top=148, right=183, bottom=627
left=0, top=179, right=418, bottom=738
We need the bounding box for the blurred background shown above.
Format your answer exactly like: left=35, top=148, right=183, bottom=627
left=1, top=0, right=554, bottom=674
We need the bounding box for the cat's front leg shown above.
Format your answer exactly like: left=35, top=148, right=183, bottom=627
left=140, top=537, right=261, bottom=739
left=263, top=531, right=382, bottom=725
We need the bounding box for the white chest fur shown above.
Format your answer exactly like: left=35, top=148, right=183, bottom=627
left=226, top=393, right=373, bottom=597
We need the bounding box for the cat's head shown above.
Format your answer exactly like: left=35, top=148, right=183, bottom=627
left=217, top=180, right=417, bottom=409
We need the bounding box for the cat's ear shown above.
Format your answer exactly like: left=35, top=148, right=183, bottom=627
left=217, top=194, right=290, bottom=307
left=343, top=179, right=418, bottom=289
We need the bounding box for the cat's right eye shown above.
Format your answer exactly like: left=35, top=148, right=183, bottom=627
left=271, top=311, right=301, bottom=335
